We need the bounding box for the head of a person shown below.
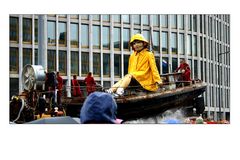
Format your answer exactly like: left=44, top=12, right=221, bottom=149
left=73, top=75, right=77, bottom=79
left=180, top=59, right=186, bottom=64
left=56, top=71, right=60, bottom=77
left=88, top=72, right=92, bottom=77
left=80, top=92, right=122, bottom=124
left=130, top=34, right=149, bottom=52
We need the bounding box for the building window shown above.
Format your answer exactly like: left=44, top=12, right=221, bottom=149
left=162, top=57, right=169, bottom=74
left=103, top=53, right=110, bottom=77
left=10, top=47, right=19, bottom=73
left=124, top=55, right=130, bottom=75
left=103, top=26, right=110, bottom=49
left=81, top=15, right=89, bottom=20
left=133, top=15, right=141, bottom=25
left=188, top=15, right=192, bottom=31
left=34, top=19, right=38, bottom=43
left=143, top=30, right=150, bottom=43
left=172, top=58, right=178, bottom=72
left=58, top=22, right=66, bottom=46
left=153, top=31, right=160, bottom=52
left=161, top=15, right=168, bottom=28
left=171, top=15, right=177, bottom=29
left=59, top=50, right=67, bottom=75
left=92, top=15, right=100, bottom=21
left=114, top=27, right=121, bottom=50
left=10, top=17, right=18, bottom=42
left=10, top=78, right=19, bottom=99
left=23, top=48, right=32, bottom=67
left=187, top=35, right=192, bottom=56
left=23, top=18, right=32, bottom=43
left=70, top=23, right=79, bottom=47
left=71, top=51, right=79, bottom=75
left=193, top=35, right=197, bottom=56
left=152, top=15, right=159, bottom=26
left=113, top=15, right=121, bottom=23
left=102, top=15, right=110, bottom=22
left=81, top=24, right=89, bottom=48
left=178, top=15, right=184, bottom=30
left=134, top=29, right=141, bottom=34
left=200, top=37, right=203, bottom=57
left=123, top=28, right=130, bottom=50
left=155, top=57, right=160, bottom=73
left=122, top=15, right=130, bottom=24
left=179, top=33, right=184, bottom=55
left=47, top=50, right=56, bottom=72
left=194, top=60, right=198, bottom=79
left=114, top=54, right=121, bottom=77
left=103, top=81, right=111, bottom=88
left=142, top=15, right=149, bottom=25
left=171, top=33, right=177, bottom=54
left=200, top=15, right=203, bottom=33
left=162, top=32, right=168, bottom=54
left=93, top=53, right=101, bottom=76
left=193, top=15, right=197, bottom=32
left=47, top=21, right=56, bottom=45
left=35, top=49, right=38, bottom=65
left=81, top=52, right=89, bottom=75
left=93, top=25, right=100, bottom=49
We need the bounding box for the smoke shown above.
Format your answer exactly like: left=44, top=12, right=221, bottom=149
left=124, top=109, right=187, bottom=124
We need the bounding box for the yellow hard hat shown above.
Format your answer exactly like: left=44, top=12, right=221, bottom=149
left=130, top=34, right=149, bottom=45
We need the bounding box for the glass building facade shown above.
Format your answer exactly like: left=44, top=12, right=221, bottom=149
left=9, top=14, right=230, bottom=120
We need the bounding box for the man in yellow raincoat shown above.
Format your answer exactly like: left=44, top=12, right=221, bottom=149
left=107, top=34, right=162, bottom=95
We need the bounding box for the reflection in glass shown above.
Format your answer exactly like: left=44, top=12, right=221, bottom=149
left=114, top=27, right=120, bottom=49
left=47, top=21, right=56, bottom=45
left=71, top=51, right=79, bottom=75
left=161, top=15, right=168, bottom=28
left=103, top=26, right=110, bottom=49
left=114, top=54, right=121, bottom=76
left=193, top=35, right=197, bottom=56
left=59, top=50, right=67, bottom=75
left=124, top=55, right=130, bottom=75
left=162, top=57, right=169, bottom=74
left=113, top=15, right=121, bottom=23
left=171, top=33, right=177, bottom=54
left=47, top=50, right=56, bottom=72
left=81, top=24, right=89, bottom=48
left=134, top=29, right=141, bottom=34
left=92, top=15, right=100, bottom=21
left=93, top=25, right=100, bottom=49
left=34, top=19, right=38, bottom=43
left=171, top=15, right=177, bottom=29
left=123, top=28, right=130, bottom=50
left=23, top=18, right=32, bottom=42
left=162, top=32, right=168, bottom=54
left=179, top=15, right=184, bottom=30
left=179, top=34, right=184, bottom=55
left=193, top=15, right=197, bottom=32
left=194, top=60, right=198, bottom=79
left=142, top=15, right=149, bottom=25
left=81, top=15, right=89, bottom=20
left=172, top=58, right=178, bottom=72
left=10, top=17, right=19, bottom=42
left=133, top=15, right=140, bottom=24
left=102, top=15, right=110, bottom=22
left=71, top=23, right=78, bottom=47
left=103, top=54, right=110, bottom=76
left=10, top=47, right=19, bottom=73
left=153, top=31, right=160, bottom=51
left=143, top=30, right=149, bottom=43
left=35, top=49, right=38, bottom=65
left=93, top=53, right=100, bottom=76
left=187, top=35, right=192, bottom=56
left=152, top=15, right=159, bottom=26
left=122, top=15, right=130, bottom=23
left=58, top=22, right=66, bottom=46
left=81, top=52, right=89, bottom=75
left=188, top=15, right=192, bottom=31
left=23, top=48, right=32, bottom=67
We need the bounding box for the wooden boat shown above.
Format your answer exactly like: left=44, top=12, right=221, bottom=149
left=63, top=73, right=207, bottom=121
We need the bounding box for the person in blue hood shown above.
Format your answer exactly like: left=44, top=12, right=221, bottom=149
left=80, top=92, right=123, bottom=124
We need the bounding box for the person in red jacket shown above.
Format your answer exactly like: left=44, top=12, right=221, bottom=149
left=175, top=59, right=191, bottom=81
left=84, top=72, right=96, bottom=95
left=72, top=75, right=82, bottom=97
left=56, top=72, right=63, bottom=105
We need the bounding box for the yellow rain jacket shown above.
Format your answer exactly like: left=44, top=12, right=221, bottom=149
left=128, top=48, right=162, bottom=91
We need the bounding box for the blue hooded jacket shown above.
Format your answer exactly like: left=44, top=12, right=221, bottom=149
left=80, top=92, right=119, bottom=124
